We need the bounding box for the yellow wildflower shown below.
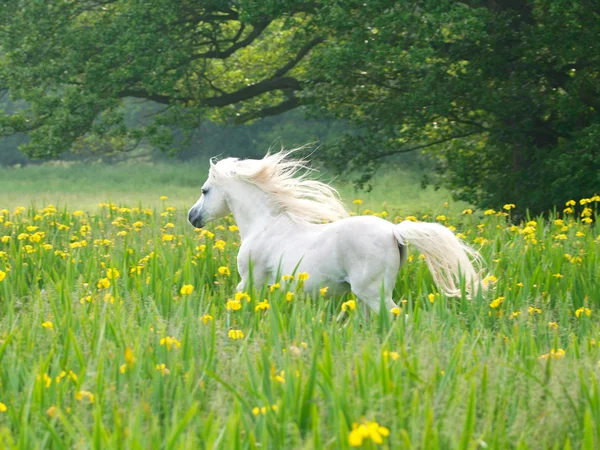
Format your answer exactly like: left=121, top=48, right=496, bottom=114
left=489, top=297, right=504, bottom=309
left=0, top=402, right=7, bottom=412
left=159, top=195, right=168, bottom=201
left=269, top=283, right=280, bottom=293
left=484, top=209, right=495, bottom=215
left=390, top=307, right=401, bottom=316
left=107, top=268, right=120, bottom=279
left=229, top=225, right=239, bottom=232
left=462, top=209, right=473, bottom=215
left=162, top=234, right=174, bottom=242
left=228, top=329, right=245, bottom=340
left=200, top=314, right=213, bottom=324
left=352, top=199, right=363, bottom=205
left=97, top=278, right=111, bottom=289
left=548, top=322, right=559, bottom=330
left=0, top=270, right=5, bottom=282
left=575, top=307, right=591, bottom=318
left=75, top=391, right=95, bottom=403
left=342, top=300, right=356, bottom=311
left=180, top=284, right=194, bottom=295
left=540, top=349, right=565, bottom=360
left=483, top=275, right=498, bottom=285
left=226, top=299, right=242, bottom=311
left=503, top=204, right=516, bottom=210
left=159, top=336, right=181, bottom=350
left=348, top=420, right=390, bottom=447
left=255, top=300, right=270, bottom=311
left=565, top=200, right=576, bottom=206
left=297, top=272, right=309, bottom=281
left=218, top=266, right=230, bottom=276
left=155, top=364, right=170, bottom=375
left=213, top=240, right=226, bottom=250
left=42, top=321, right=54, bottom=330
left=286, top=292, right=295, bottom=301
left=234, top=292, right=251, bottom=302
left=320, top=287, right=329, bottom=296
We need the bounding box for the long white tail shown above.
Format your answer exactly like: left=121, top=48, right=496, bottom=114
left=393, top=221, right=484, bottom=298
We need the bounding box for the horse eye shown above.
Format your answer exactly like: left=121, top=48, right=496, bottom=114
left=201, top=188, right=209, bottom=195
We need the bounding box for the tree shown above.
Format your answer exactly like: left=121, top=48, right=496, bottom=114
left=310, top=0, right=600, bottom=213
left=0, top=0, right=321, bottom=157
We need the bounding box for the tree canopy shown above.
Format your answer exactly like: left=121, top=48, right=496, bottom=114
left=1, top=0, right=598, bottom=213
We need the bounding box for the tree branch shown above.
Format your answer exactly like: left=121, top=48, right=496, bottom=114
left=373, top=131, right=484, bottom=159
left=235, top=97, right=302, bottom=124
left=197, top=20, right=271, bottom=59
left=272, top=37, right=324, bottom=78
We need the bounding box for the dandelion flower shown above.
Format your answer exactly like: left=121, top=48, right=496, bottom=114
left=218, top=266, right=230, bottom=276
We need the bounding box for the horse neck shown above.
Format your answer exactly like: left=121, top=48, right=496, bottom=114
left=226, top=181, right=287, bottom=239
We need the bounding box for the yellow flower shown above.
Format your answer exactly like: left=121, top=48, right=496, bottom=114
left=552, top=273, right=564, bottom=278
left=428, top=293, right=436, bottom=303
left=124, top=347, right=135, bottom=366
left=0, top=402, right=7, bottom=412
left=297, top=272, right=309, bottom=281
left=200, top=314, right=213, bottom=324
left=281, top=274, right=294, bottom=281
left=218, top=266, right=230, bottom=276
left=107, top=268, right=120, bottom=279
left=503, top=204, right=516, bottom=210
left=352, top=199, right=363, bottom=205
left=0, top=270, right=5, bottom=282
left=228, top=329, right=245, bottom=340
left=75, top=391, right=95, bottom=403
left=46, top=406, right=57, bottom=417
left=575, top=307, right=591, bottom=318
left=349, top=420, right=390, bottom=447
left=462, top=208, right=473, bottom=215
left=435, top=215, right=447, bottom=221
left=162, top=234, right=174, bottom=242
left=286, top=292, right=295, bottom=301
left=320, top=287, right=329, bottom=296
left=528, top=306, right=542, bottom=315
left=97, top=278, right=111, bottom=289
left=213, top=240, right=226, bottom=250
left=155, top=364, right=170, bottom=375
left=269, top=283, right=280, bottom=293
left=226, top=299, right=242, bottom=311
left=180, top=284, right=194, bottom=295
left=483, top=275, right=498, bottom=285
left=255, top=300, right=270, bottom=312
left=160, top=336, right=181, bottom=350
left=159, top=196, right=168, bottom=201
left=342, top=300, right=356, bottom=311
left=390, top=307, right=401, bottom=316
left=565, top=200, right=576, bottom=206
left=548, top=322, right=559, bottom=330
left=229, top=225, right=239, bottom=232
left=41, top=321, right=54, bottom=330
left=540, top=349, right=565, bottom=360
left=489, top=297, right=504, bottom=309
left=484, top=209, right=496, bottom=215
left=234, top=292, right=251, bottom=302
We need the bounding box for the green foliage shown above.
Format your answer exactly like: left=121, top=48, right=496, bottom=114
left=0, top=0, right=320, bottom=157
left=310, top=0, right=600, bottom=214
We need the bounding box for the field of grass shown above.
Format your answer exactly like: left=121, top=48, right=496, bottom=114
left=0, top=160, right=464, bottom=215
left=0, top=163, right=599, bottom=449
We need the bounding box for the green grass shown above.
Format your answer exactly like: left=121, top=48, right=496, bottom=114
left=0, top=160, right=465, bottom=215
left=0, top=163, right=598, bottom=449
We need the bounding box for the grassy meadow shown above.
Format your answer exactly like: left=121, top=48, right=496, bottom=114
left=0, top=161, right=599, bottom=449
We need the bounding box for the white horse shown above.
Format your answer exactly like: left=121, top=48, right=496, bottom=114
left=188, top=151, right=484, bottom=313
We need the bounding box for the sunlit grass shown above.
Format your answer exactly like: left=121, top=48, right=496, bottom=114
left=0, top=188, right=598, bottom=448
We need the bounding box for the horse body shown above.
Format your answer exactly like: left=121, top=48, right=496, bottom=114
left=188, top=151, right=484, bottom=313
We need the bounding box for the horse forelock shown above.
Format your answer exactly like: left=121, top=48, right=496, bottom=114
left=209, top=150, right=349, bottom=224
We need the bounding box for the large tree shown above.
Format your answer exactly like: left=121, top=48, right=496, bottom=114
left=0, top=0, right=321, bottom=157
left=311, top=0, right=600, bottom=212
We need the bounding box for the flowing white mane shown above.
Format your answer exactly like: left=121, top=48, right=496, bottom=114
left=209, top=150, right=349, bottom=224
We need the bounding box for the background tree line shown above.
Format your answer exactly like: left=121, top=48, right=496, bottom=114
left=1, top=0, right=598, bottom=214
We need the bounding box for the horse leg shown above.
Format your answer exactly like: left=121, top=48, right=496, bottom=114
left=349, top=276, right=399, bottom=315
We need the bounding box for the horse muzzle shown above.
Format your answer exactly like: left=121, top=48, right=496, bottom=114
left=188, top=209, right=204, bottom=228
